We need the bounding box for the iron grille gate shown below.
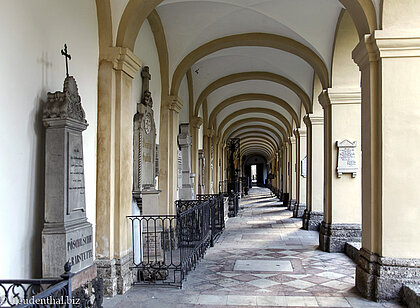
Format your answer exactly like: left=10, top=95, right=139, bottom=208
left=128, top=197, right=225, bottom=287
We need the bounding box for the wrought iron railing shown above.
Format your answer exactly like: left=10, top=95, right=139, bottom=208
left=128, top=199, right=213, bottom=287
left=196, top=194, right=225, bottom=245
left=0, top=264, right=73, bottom=308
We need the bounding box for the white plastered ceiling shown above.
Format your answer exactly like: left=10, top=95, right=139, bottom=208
left=155, top=0, right=345, bottom=157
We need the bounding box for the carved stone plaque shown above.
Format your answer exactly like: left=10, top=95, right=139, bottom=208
left=336, top=140, right=357, bottom=178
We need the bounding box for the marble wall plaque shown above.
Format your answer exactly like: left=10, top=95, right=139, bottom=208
left=336, top=140, right=357, bottom=178
left=301, top=156, right=307, bottom=178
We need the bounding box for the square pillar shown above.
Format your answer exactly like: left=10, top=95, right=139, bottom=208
left=318, top=89, right=362, bottom=253
left=293, top=128, right=307, bottom=218
left=303, top=114, right=324, bottom=230
left=288, top=136, right=297, bottom=211
left=95, top=47, right=141, bottom=296
left=353, top=30, right=420, bottom=301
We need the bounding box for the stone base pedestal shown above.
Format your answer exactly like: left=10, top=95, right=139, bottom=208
left=319, top=222, right=361, bottom=252
left=293, top=203, right=306, bottom=218
left=302, top=210, right=323, bottom=230
left=356, top=248, right=420, bottom=301
left=288, top=199, right=296, bottom=211
left=96, top=254, right=134, bottom=297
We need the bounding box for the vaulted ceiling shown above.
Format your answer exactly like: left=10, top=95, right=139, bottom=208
left=155, top=0, right=346, bottom=160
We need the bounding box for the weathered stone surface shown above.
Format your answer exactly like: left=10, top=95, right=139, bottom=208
left=96, top=258, right=117, bottom=297
left=293, top=203, right=305, bottom=218
left=402, top=284, right=420, bottom=308
left=288, top=199, right=296, bottom=211
left=356, top=248, right=420, bottom=301
left=319, top=222, right=361, bottom=253
left=345, top=242, right=361, bottom=264
left=96, top=254, right=134, bottom=297
left=302, top=210, right=323, bottom=231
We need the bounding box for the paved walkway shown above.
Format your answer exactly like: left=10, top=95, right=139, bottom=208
left=103, top=188, right=405, bottom=308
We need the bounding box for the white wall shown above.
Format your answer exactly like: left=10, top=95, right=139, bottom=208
left=178, top=75, right=190, bottom=124
left=0, top=1, right=98, bottom=278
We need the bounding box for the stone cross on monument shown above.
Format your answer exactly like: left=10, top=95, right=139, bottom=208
left=61, top=44, right=71, bottom=78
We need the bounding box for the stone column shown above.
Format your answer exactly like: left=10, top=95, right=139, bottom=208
left=288, top=136, right=297, bottom=211
left=318, top=89, right=361, bottom=253
left=178, top=124, right=195, bottom=200
left=352, top=30, right=420, bottom=301
left=303, top=114, right=324, bottom=230
left=95, top=47, right=141, bottom=296
left=293, top=128, right=307, bottom=218
left=158, top=96, right=183, bottom=214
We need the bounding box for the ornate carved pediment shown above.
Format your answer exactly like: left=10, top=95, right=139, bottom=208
left=43, top=76, right=86, bottom=123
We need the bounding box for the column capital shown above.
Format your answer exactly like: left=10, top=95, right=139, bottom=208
left=205, top=128, right=215, bottom=138
left=374, top=29, right=420, bottom=58
left=101, top=47, right=142, bottom=78
left=303, top=114, right=324, bottom=127
left=318, top=89, right=361, bottom=109
left=165, top=95, right=183, bottom=113
left=288, top=135, right=296, bottom=145
left=191, top=116, right=203, bottom=129
left=352, top=34, right=379, bottom=70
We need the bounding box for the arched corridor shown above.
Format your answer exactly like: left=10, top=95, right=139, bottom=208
left=1, top=1, right=420, bottom=307
left=103, top=188, right=403, bottom=308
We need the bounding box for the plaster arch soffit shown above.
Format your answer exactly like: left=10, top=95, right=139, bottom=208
left=209, top=93, right=299, bottom=129
left=227, top=125, right=282, bottom=145
left=115, top=0, right=377, bottom=51
left=194, top=72, right=311, bottom=116
left=147, top=10, right=170, bottom=96
left=170, top=33, right=330, bottom=96
left=233, top=132, right=279, bottom=150
left=96, top=0, right=112, bottom=54
left=241, top=139, right=276, bottom=153
left=242, top=148, right=271, bottom=159
left=238, top=134, right=278, bottom=150
left=217, top=108, right=292, bottom=137
left=223, top=118, right=288, bottom=143
left=241, top=144, right=274, bottom=157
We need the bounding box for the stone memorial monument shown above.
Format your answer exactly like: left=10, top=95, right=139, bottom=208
left=336, top=140, right=357, bottom=178
left=178, top=124, right=195, bottom=200
left=132, top=66, right=164, bottom=273
left=198, top=149, right=205, bottom=195
left=132, top=66, right=160, bottom=214
left=42, top=45, right=94, bottom=282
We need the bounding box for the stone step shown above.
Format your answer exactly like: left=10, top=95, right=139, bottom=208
left=403, top=284, right=420, bottom=308
left=344, top=241, right=361, bottom=264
